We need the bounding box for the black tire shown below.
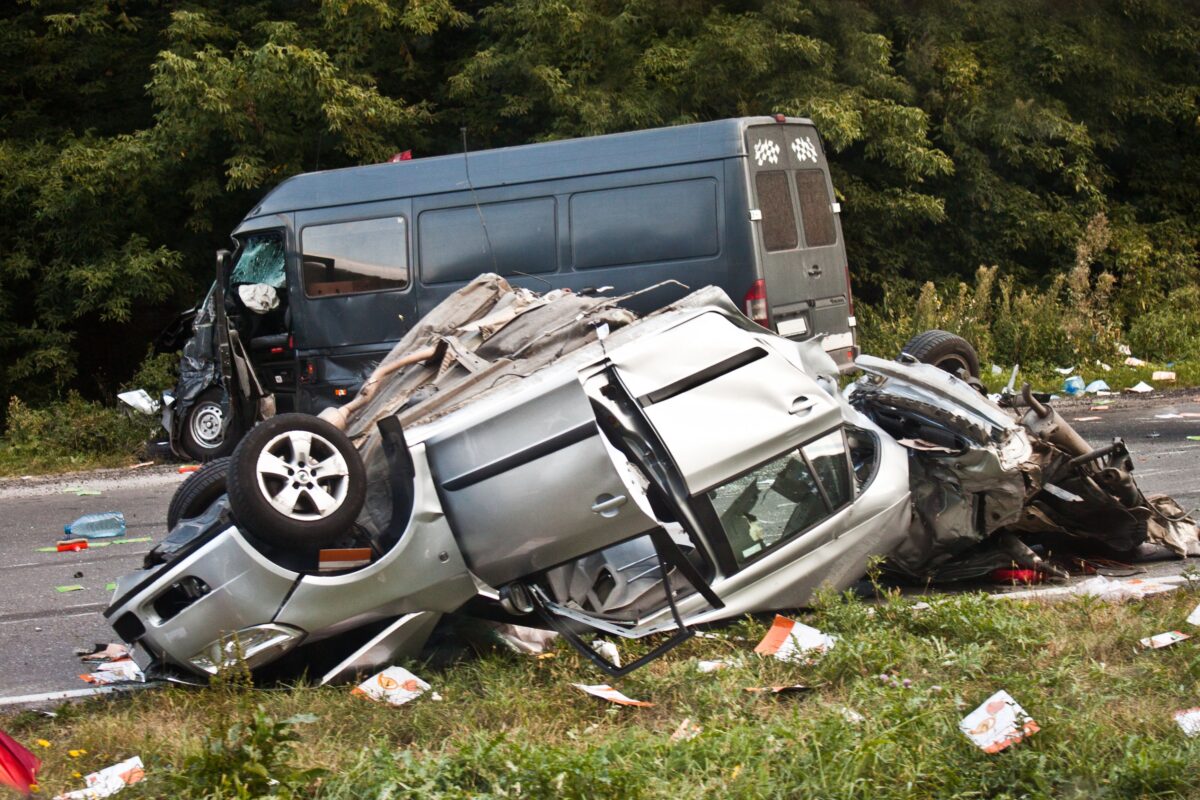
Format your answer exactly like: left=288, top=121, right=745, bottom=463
left=227, top=413, right=366, bottom=550
left=900, top=329, right=981, bottom=379
left=180, top=388, right=241, bottom=462
left=167, top=457, right=230, bottom=530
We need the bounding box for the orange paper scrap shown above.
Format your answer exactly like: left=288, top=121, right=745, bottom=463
left=1139, top=630, right=1190, bottom=649
left=753, top=615, right=836, bottom=662
left=351, top=666, right=429, bottom=706
left=959, top=690, right=1039, bottom=753
left=572, top=683, right=653, bottom=707
left=54, top=755, right=145, bottom=799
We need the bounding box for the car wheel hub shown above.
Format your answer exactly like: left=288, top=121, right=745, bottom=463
left=191, top=402, right=224, bottom=446
left=255, top=430, right=350, bottom=521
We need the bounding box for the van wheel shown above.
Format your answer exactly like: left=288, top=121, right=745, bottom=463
left=180, top=389, right=241, bottom=461
left=900, top=330, right=981, bottom=379
left=167, top=457, right=230, bottom=530
left=227, top=414, right=365, bottom=550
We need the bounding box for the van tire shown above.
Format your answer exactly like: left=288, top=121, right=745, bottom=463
left=167, top=457, right=230, bottom=530
left=900, top=330, right=981, bottom=379
left=180, top=388, right=241, bottom=462
left=227, top=413, right=365, bottom=550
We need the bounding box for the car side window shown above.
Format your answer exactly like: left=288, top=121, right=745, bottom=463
left=302, top=217, right=408, bottom=298
left=803, top=430, right=851, bottom=508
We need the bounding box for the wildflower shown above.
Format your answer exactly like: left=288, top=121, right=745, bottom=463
left=68, top=749, right=87, bottom=758
left=35, top=739, right=50, bottom=748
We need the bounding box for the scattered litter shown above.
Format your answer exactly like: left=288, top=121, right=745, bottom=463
left=990, top=364, right=1002, bottom=376
left=1139, top=631, right=1190, bottom=650
left=1118, top=344, right=1132, bottom=356
left=1124, top=356, right=1146, bottom=366
left=129, top=461, right=154, bottom=470
left=56, top=585, right=84, bottom=593
left=696, top=660, right=733, bottom=673
left=80, top=661, right=144, bottom=685
left=1126, top=381, right=1154, bottom=394
left=1147, top=432, right=1161, bottom=439
left=1182, top=413, right=1200, bottom=419
left=837, top=707, right=865, bottom=724
left=351, top=666, right=430, bottom=707
left=910, top=601, right=933, bottom=612
left=754, top=615, right=836, bottom=662
left=105, top=583, right=116, bottom=592
left=1174, top=708, right=1200, bottom=737
left=72, top=571, right=84, bottom=579
left=1187, top=436, right=1200, bottom=442
left=1073, top=416, right=1102, bottom=423
left=1062, top=376, right=1085, bottom=395
left=591, top=640, right=621, bottom=667
left=1084, top=380, right=1110, bottom=394
left=78, top=644, right=130, bottom=662
left=57, top=539, right=88, bottom=553
left=959, top=690, right=1039, bottom=753
left=669, top=718, right=702, bottom=742
left=572, top=683, right=653, bottom=707
left=0, top=729, right=41, bottom=796
left=994, top=574, right=1183, bottom=602
left=743, top=685, right=814, bottom=695
left=1156, top=413, right=1183, bottom=419
left=484, top=622, right=558, bottom=655
left=61, top=487, right=102, bottom=497
left=1187, top=602, right=1200, bottom=627
left=990, top=568, right=1044, bottom=585
left=111, top=536, right=151, bottom=546
left=1152, top=370, right=1176, bottom=382
left=1089, top=404, right=1110, bottom=411
left=317, top=548, right=372, bottom=571
left=177, top=465, right=200, bottom=474
left=1053, top=366, right=1076, bottom=376
left=1097, top=361, right=1112, bottom=372
left=64, top=512, right=126, bottom=540
left=54, top=755, right=144, bottom=799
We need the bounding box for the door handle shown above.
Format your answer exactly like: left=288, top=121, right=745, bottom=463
left=807, top=265, right=822, bottom=277
left=790, top=396, right=817, bottom=415
left=591, top=493, right=627, bottom=518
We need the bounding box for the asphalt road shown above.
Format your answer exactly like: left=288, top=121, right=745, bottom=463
left=1, top=389, right=1198, bottom=700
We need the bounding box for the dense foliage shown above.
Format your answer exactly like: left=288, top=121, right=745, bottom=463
left=2, top=0, right=1197, bottom=409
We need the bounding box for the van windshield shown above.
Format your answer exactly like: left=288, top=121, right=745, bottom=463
left=230, top=233, right=286, bottom=288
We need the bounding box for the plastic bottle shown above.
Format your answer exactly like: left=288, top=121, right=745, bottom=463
left=64, top=511, right=126, bottom=540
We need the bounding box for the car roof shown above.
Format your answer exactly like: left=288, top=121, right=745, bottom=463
left=246, top=116, right=813, bottom=218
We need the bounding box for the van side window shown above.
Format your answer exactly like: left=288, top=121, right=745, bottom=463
left=570, top=179, right=719, bottom=269
left=795, top=169, right=836, bottom=247
left=420, top=198, right=557, bottom=284
left=755, top=171, right=798, bottom=252
left=302, top=217, right=408, bottom=298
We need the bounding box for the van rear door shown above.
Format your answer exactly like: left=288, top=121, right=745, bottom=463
left=744, top=122, right=854, bottom=367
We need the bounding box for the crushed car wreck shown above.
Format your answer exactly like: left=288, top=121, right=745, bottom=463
left=104, top=275, right=1200, bottom=682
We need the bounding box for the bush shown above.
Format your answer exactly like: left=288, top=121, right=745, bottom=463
left=1, top=393, right=156, bottom=473
left=1126, top=286, right=1200, bottom=362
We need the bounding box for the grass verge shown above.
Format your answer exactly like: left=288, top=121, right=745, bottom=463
left=8, top=587, right=1200, bottom=799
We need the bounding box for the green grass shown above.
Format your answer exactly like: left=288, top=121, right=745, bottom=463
left=9, top=588, right=1200, bottom=799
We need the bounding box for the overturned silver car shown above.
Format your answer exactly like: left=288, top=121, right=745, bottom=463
left=105, top=276, right=1198, bottom=681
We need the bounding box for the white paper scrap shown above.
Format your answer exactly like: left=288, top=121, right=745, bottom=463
left=572, top=683, right=653, bottom=707
left=1139, top=630, right=1190, bottom=649
left=352, top=666, right=430, bottom=706
left=1187, top=601, right=1200, bottom=627
left=959, top=690, right=1039, bottom=753
left=79, top=660, right=144, bottom=685
left=1126, top=381, right=1154, bottom=393
left=54, top=756, right=145, bottom=799
left=754, top=615, right=836, bottom=662
left=1175, top=707, right=1200, bottom=737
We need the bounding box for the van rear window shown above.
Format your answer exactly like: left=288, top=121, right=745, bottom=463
left=795, top=169, right=836, bottom=247
left=755, top=171, right=798, bottom=252
left=301, top=217, right=408, bottom=298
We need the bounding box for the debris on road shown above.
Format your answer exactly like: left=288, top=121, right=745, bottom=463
left=76, top=644, right=130, bottom=663
left=61, top=488, right=102, bottom=497
left=1126, top=381, right=1154, bottom=393
left=53, top=755, right=144, bottom=800
left=80, top=661, right=145, bottom=685
left=1139, top=631, right=1190, bottom=650
left=351, top=667, right=429, bottom=707
left=63, top=512, right=125, bottom=540
left=572, top=684, right=653, bottom=707
left=176, top=465, right=200, bottom=474
left=753, top=615, right=836, bottom=662
left=959, top=690, right=1039, bottom=753
left=55, top=586, right=84, bottom=594
left=57, top=539, right=88, bottom=553
left=0, top=729, right=40, bottom=796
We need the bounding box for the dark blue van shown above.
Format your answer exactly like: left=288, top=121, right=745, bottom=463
left=168, top=116, right=856, bottom=460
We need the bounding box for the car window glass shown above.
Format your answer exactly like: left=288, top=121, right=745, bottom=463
left=804, top=430, right=851, bottom=508
left=302, top=217, right=408, bottom=298
left=230, top=233, right=286, bottom=288
left=846, top=428, right=878, bottom=492
left=755, top=171, right=798, bottom=252
left=707, top=449, right=826, bottom=564
left=795, top=169, right=836, bottom=247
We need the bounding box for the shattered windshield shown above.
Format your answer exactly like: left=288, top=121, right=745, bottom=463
left=230, top=232, right=286, bottom=288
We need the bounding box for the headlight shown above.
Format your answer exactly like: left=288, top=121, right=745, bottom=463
left=187, top=624, right=304, bottom=674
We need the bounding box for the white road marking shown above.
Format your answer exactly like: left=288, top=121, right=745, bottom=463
left=0, top=682, right=160, bottom=708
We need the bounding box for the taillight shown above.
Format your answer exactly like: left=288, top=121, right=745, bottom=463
left=743, top=279, right=769, bottom=328
left=287, top=334, right=294, bottom=349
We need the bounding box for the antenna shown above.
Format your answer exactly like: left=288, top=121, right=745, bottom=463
left=461, top=126, right=500, bottom=276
